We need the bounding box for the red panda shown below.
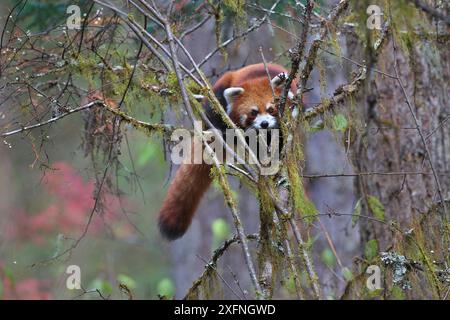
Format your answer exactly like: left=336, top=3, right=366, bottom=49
left=158, top=63, right=298, bottom=240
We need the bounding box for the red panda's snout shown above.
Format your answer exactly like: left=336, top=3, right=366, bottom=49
left=251, top=110, right=279, bottom=129
left=239, top=102, right=279, bottom=130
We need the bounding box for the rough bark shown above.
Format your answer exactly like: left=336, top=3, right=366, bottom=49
left=349, top=28, right=449, bottom=251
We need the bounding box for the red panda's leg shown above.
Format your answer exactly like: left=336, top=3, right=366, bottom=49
left=158, top=161, right=213, bottom=240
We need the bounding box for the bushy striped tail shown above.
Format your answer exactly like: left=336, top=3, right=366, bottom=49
left=158, top=162, right=212, bottom=240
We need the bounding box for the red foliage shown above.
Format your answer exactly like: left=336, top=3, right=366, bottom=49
left=1, top=277, right=53, bottom=300
left=9, top=161, right=130, bottom=243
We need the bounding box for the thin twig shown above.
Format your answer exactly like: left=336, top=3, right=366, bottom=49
left=302, top=171, right=450, bottom=178
left=192, top=0, right=283, bottom=71
left=184, top=234, right=258, bottom=299
left=195, top=254, right=243, bottom=300
left=1, top=101, right=101, bottom=138
left=390, top=24, right=448, bottom=218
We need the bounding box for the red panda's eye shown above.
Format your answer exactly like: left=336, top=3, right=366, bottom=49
left=250, top=109, right=258, bottom=117
left=267, top=107, right=274, bottom=114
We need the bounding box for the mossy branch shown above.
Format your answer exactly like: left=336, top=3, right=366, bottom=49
left=184, top=234, right=259, bottom=300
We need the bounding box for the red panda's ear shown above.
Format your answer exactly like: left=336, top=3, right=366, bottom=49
left=271, top=72, right=288, bottom=87
left=224, top=87, right=244, bottom=113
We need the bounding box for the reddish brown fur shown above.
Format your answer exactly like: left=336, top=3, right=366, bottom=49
left=158, top=161, right=212, bottom=240
left=158, top=63, right=294, bottom=240
left=213, top=63, right=297, bottom=128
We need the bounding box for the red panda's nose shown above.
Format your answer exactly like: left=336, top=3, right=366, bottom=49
left=260, top=121, right=269, bottom=129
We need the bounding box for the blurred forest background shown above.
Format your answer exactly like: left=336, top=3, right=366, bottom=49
left=0, top=0, right=448, bottom=300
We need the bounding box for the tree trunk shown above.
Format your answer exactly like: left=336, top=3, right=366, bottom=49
left=350, top=32, right=449, bottom=246
left=346, top=6, right=449, bottom=298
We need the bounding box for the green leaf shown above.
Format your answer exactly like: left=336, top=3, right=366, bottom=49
left=332, top=114, right=348, bottom=132
left=321, top=248, right=336, bottom=268
left=368, top=196, right=385, bottom=221
left=352, top=198, right=362, bottom=227
left=342, top=267, right=354, bottom=281
left=211, top=218, right=230, bottom=241
left=157, top=278, right=175, bottom=298
left=90, top=279, right=113, bottom=296
left=137, top=143, right=158, bottom=167
left=117, top=274, right=137, bottom=289
left=365, top=239, right=379, bottom=261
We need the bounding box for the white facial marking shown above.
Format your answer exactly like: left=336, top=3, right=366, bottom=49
left=240, top=114, right=248, bottom=126
left=253, top=114, right=277, bottom=129
left=224, top=87, right=244, bottom=114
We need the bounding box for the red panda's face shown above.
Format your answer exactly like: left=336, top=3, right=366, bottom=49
left=234, top=96, right=279, bottom=129
left=224, top=73, right=291, bottom=130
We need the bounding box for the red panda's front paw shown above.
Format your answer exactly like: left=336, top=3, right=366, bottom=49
left=271, top=72, right=288, bottom=87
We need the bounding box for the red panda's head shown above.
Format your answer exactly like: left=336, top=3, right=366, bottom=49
left=223, top=72, right=294, bottom=130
